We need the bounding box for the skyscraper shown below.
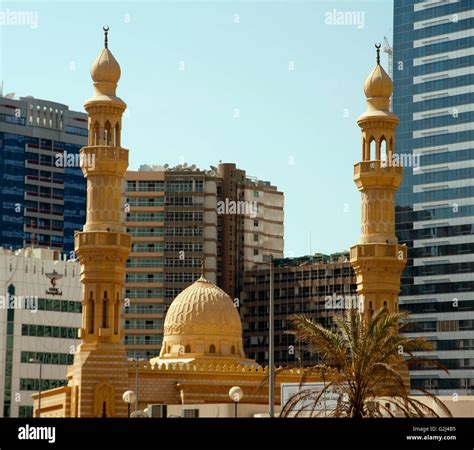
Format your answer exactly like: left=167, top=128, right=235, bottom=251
left=123, top=163, right=284, bottom=359
left=0, top=96, right=87, bottom=254
left=394, top=0, right=474, bottom=395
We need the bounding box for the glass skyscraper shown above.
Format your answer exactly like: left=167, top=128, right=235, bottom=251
left=0, top=96, right=87, bottom=254
left=394, top=0, right=474, bottom=395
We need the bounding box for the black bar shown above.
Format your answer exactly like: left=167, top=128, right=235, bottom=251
left=0, top=418, right=473, bottom=450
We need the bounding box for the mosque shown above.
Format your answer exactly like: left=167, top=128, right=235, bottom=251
left=33, top=32, right=406, bottom=417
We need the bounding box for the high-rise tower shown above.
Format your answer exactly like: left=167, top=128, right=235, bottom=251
left=350, top=46, right=407, bottom=321
left=67, top=28, right=131, bottom=417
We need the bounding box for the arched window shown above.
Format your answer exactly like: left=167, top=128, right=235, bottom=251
left=115, top=123, right=120, bottom=147
left=209, top=344, right=216, bottom=354
left=369, top=138, right=376, bottom=161
left=104, top=121, right=112, bottom=146
left=231, top=346, right=236, bottom=355
left=114, top=293, right=119, bottom=335
left=380, top=136, right=387, bottom=162
left=92, top=121, right=100, bottom=146
left=88, top=291, right=94, bottom=334
left=102, top=291, right=108, bottom=328
left=185, top=345, right=191, bottom=353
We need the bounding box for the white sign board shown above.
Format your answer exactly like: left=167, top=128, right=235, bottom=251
left=280, top=382, right=339, bottom=415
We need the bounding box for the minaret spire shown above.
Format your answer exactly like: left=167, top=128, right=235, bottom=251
left=103, top=25, right=109, bottom=49
left=375, top=42, right=381, bottom=65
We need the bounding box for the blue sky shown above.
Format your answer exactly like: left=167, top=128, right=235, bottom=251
left=1, top=0, right=393, bottom=256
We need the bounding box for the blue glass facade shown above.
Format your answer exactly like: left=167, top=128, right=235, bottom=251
left=0, top=98, right=87, bottom=255
left=394, top=0, right=474, bottom=394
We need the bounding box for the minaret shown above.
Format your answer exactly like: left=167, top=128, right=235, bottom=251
left=69, top=27, right=131, bottom=417
left=350, top=45, right=407, bottom=322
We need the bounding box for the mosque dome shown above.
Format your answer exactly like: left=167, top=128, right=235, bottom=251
left=152, top=276, right=253, bottom=364
left=363, top=63, right=392, bottom=99
left=90, top=47, right=121, bottom=84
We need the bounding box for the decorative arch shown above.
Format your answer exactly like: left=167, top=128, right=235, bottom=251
left=92, top=121, right=100, bottom=146
left=185, top=344, right=191, bottom=353
left=209, top=344, right=216, bottom=354
left=93, top=382, right=115, bottom=417
left=88, top=291, right=95, bottom=334
left=115, top=122, right=120, bottom=147
left=104, top=121, right=112, bottom=146
left=379, top=135, right=387, bottom=162
left=368, top=137, right=376, bottom=161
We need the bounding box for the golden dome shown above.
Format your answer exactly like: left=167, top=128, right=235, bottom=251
left=152, top=276, right=255, bottom=365
left=363, top=63, right=392, bottom=99
left=90, top=47, right=121, bottom=84
left=164, top=276, right=242, bottom=338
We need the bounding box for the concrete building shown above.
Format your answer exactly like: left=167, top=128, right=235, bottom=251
left=393, top=0, right=474, bottom=395
left=0, top=95, right=87, bottom=254
left=241, top=252, right=357, bottom=367
left=123, top=164, right=284, bottom=359
left=0, top=247, right=81, bottom=417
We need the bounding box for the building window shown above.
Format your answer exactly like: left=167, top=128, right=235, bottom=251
left=254, top=220, right=259, bottom=227
left=254, top=249, right=259, bottom=256
left=253, top=234, right=259, bottom=242
left=209, top=345, right=216, bottom=354
left=254, top=191, right=259, bottom=198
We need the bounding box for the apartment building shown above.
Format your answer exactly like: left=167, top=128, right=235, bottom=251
left=123, top=163, right=284, bottom=359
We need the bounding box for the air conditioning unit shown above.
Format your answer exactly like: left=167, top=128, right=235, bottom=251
left=181, top=408, right=199, bottom=418
left=145, top=404, right=167, bottom=418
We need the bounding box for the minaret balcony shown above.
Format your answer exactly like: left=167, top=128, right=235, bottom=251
left=79, top=145, right=129, bottom=176
left=75, top=230, right=131, bottom=251
left=350, top=242, right=407, bottom=263
left=354, top=160, right=402, bottom=189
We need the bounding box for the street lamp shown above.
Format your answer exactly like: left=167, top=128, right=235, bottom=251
left=255, top=254, right=275, bottom=418
left=122, top=390, right=136, bottom=418
left=228, top=386, right=243, bottom=418
left=29, top=358, right=42, bottom=418
left=129, top=357, right=146, bottom=414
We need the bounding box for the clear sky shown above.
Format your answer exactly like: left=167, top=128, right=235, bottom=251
left=1, top=0, right=393, bottom=257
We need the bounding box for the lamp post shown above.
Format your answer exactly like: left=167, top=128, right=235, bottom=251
left=122, top=390, right=136, bottom=418
left=129, top=357, right=146, bottom=414
left=229, top=386, right=243, bottom=418
left=260, top=254, right=275, bottom=418
left=29, top=358, right=42, bottom=417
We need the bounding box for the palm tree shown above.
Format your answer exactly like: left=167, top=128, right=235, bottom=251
left=280, top=307, right=451, bottom=418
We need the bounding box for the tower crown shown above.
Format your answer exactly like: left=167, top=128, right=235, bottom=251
left=364, top=64, right=392, bottom=100
left=87, top=27, right=124, bottom=104
left=361, top=44, right=393, bottom=114
left=91, top=47, right=121, bottom=85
